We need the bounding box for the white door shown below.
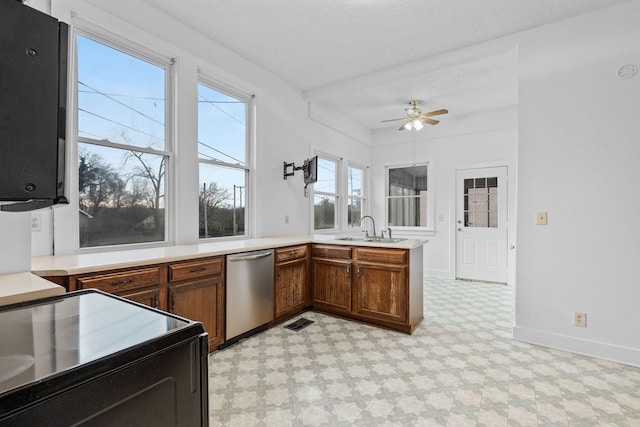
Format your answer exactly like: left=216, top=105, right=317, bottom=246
left=455, top=166, right=508, bottom=283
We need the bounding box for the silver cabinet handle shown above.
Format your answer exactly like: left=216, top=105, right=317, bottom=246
left=228, top=252, right=272, bottom=262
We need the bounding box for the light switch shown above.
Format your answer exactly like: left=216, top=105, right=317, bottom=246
left=536, top=211, right=548, bottom=225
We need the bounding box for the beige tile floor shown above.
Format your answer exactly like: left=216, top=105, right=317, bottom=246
left=208, top=277, right=640, bottom=426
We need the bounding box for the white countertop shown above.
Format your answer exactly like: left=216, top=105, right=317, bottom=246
left=32, top=234, right=427, bottom=277
left=0, top=272, right=65, bottom=306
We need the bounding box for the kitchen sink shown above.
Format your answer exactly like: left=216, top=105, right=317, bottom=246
left=364, top=237, right=407, bottom=243
left=335, top=236, right=406, bottom=243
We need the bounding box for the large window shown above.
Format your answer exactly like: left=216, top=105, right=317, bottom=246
left=313, top=156, right=338, bottom=230
left=387, top=164, right=429, bottom=227
left=198, top=81, right=250, bottom=239
left=347, top=164, right=365, bottom=228
left=77, top=35, right=170, bottom=248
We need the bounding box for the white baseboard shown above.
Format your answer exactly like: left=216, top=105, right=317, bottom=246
left=424, top=269, right=454, bottom=279
left=513, top=326, right=640, bottom=368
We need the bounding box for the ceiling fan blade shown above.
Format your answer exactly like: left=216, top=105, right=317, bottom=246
left=399, top=122, right=409, bottom=131
left=423, top=109, right=448, bottom=117
left=421, top=118, right=439, bottom=125
left=381, top=118, right=406, bottom=123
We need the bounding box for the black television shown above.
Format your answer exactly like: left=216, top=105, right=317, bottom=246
left=0, top=0, right=69, bottom=212
left=303, top=156, right=318, bottom=185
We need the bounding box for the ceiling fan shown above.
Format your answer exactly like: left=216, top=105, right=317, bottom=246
left=382, top=100, right=448, bottom=131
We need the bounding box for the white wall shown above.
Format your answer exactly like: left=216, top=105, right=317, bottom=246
left=514, top=1, right=640, bottom=366
left=371, top=106, right=517, bottom=279
left=0, top=212, right=31, bottom=274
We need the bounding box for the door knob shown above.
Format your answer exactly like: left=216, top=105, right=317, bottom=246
left=457, top=228, right=462, bottom=232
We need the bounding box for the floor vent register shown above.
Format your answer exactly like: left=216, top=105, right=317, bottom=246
left=284, top=318, right=314, bottom=332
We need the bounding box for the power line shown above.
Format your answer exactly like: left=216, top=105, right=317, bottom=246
left=198, top=94, right=245, bottom=126
left=79, top=81, right=165, bottom=127
left=198, top=140, right=244, bottom=165
left=79, top=89, right=164, bottom=101
left=79, top=130, right=105, bottom=140
left=78, top=83, right=245, bottom=167
left=197, top=100, right=243, bottom=104
left=79, top=108, right=163, bottom=142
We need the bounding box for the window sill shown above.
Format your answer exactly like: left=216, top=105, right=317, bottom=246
left=387, top=227, right=435, bottom=237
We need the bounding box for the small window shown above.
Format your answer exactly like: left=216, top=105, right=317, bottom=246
left=464, top=177, right=499, bottom=228
left=387, top=164, right=429, bottom=227
left=314, top=156, right=338, bottom=230
left=197, top=81, right=250, bottom=239
left=77, top=35, right=170, bottom=248
left=347, top=164, right=365, bottom=228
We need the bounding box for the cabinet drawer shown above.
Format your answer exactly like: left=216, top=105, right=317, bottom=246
left=311, top=245, right=352, bottom=259
left=169, top=257, right=223, bottom=282
left=275, top=245, right=307, bottom=263
left=77, top=267, right=160, bottom=293
left=355, top=248, right=407, bottom=264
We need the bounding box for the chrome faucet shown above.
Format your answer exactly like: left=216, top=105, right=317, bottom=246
left=359, top=215, right=376, bottom=238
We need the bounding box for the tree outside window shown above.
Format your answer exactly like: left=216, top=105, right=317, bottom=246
left=314, top=157, right=338, bottom=230
left=197, top=82, right=250, bottom=239
left=77, top=35, right=170, bottom=248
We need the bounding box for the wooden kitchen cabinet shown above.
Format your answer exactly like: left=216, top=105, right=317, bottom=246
left=75, top=266, right=161, bottom=309
left=49, top=256, right=225, bottom=351
left=120, top=287, right=160, bottom=309
left=311, top=244, right=422, bottom=333
left=352, top=248, right=408, bottom=325
left=168, top=276, right=223, bottom=349
left=274, top=245, right=309, bottom=321
left=311, top=245, right=352, bottom=315
left=168, top=257, right=224, bottom=349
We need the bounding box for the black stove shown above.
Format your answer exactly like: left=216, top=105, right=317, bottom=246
left=0, top=290, right=209, bottom=426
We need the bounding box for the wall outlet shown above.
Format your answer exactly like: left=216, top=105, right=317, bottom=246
left=284, top=215, right=289, bottom=225
left=536, top=211, right=548, bottom=225
left=574, top=312, right=587, bottom=327
left=31, top=213, right=42, bottom=233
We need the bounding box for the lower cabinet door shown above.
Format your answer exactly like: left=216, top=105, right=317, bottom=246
left=312, top=258, right=352, bottom=315
left=168, top=276, right=224, bottom=349
left=353, top=262, right=407, bottom=324
left=119, top=287, right=160, bottom=309
left=275, top=258, right=308, bottom=319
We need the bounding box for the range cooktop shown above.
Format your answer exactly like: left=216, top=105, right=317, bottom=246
left=0, top=291, right=190, bottom=396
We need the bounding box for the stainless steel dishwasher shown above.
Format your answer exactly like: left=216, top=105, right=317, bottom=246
left=226, top=249, right=274, bottom=341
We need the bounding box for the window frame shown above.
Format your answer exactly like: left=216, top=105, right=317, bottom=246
left=312, top=153, right=341, bottom=233
left=346, top=161, right=367, bottom=229
left=385, top=162, right=435, bottom=232
left=197, top=75, right=254, bottom=241
left=74, top=28, right=175, bottom=252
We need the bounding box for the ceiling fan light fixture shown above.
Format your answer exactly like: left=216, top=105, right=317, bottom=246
left=383, top=100, right=448, bottom=131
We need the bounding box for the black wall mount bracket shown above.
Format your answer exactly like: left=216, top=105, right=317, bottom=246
left=283, top=162, right=303, bottom=180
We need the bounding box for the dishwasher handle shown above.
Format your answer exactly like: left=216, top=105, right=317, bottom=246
left=227, top=251, right=272, bottom=262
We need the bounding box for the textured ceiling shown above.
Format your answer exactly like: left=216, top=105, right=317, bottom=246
left=93, top=0, right=631, bottom=130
